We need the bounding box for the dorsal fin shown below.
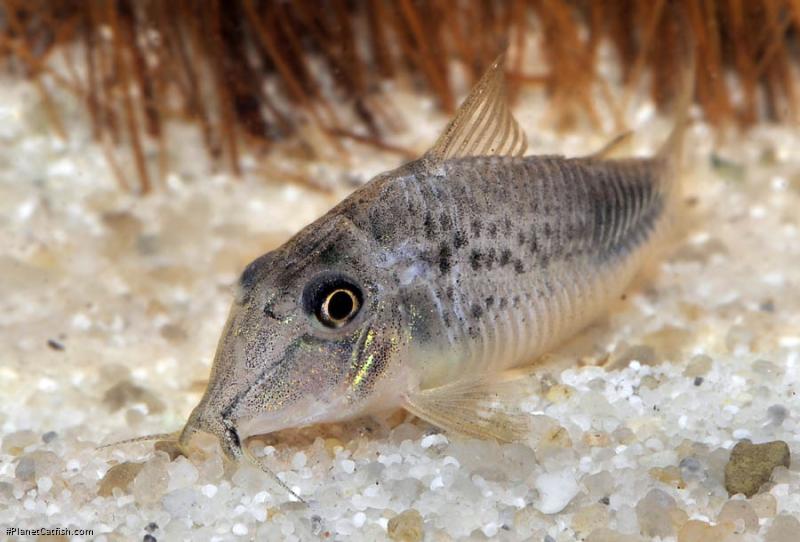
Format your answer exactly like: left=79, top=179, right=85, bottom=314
left=425, top=53, right=527, bottom=162
left=587, top=131, right=634, bottom=160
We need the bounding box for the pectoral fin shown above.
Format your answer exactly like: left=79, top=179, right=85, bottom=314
left=402, top=376, right=529, bottom=442
left=424, top=53, right=527, bottom=162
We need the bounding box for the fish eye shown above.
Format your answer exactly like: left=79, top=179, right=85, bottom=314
left=319, top=287, right=360, bottom=327
left=302, top=274, right=363, bottom=328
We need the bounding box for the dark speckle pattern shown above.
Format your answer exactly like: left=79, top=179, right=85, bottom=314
left=485, top=248, right=496, bottom=269
left=471, top=219, right=482, bottom=236
left=470, top=303, right=483, bottom=319
left=423, top=212, right=436, bottom=239
left=470, top=250, right=482, bottom=270
left=438, top=244, right=452, bottom=274
left=339, top=154, right=670, bottom=386
left=454, top=230, right=467, bottom=249
left=344, top=157, right=666, bottom=382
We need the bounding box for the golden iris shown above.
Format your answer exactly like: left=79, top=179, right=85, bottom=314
left=319, top=288, right=360, bottom=327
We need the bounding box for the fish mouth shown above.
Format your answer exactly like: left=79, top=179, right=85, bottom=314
left=215, top=320, right=378, bottom=441
left=222, top=423, right=243, bottom=458
left=179, top=402, right=244, bottom=460
left=186, top=310, right=382, bottom=454
left=180, top=336, right=275, bottom=460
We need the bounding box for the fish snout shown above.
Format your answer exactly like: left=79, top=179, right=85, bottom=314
left=179, top=403, right=243, bottom=460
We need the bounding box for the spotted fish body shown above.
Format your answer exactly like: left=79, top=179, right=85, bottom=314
left=177, top=54, right=689, bottom=471
left=355, top=154, right=673, bottom=392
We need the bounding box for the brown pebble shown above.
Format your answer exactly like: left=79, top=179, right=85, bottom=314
left=649, top=466, right=686, bottom=489
left=97, top=462, right=145, bottom=497
left=154, top=439, right=184, bottom=461
left=387, top=509, right=424, bottom=542
left=102, top=380, right=165, bottom=414
left=724, top=439, right=790, bottom=497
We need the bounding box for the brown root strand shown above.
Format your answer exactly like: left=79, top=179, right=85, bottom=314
left=0, top=0, right=797, bottom=192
